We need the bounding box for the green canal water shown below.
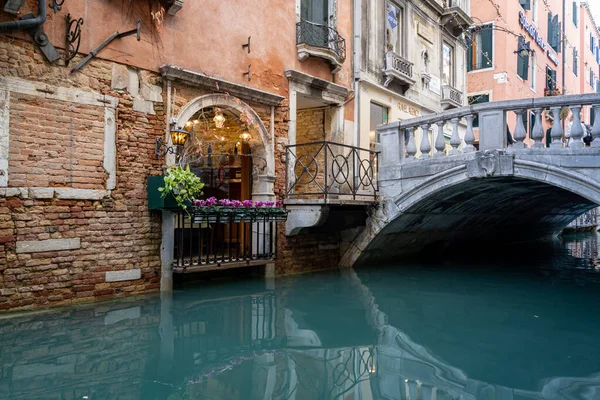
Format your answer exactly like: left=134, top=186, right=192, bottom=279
left=1, top=234, right=600, bottom=399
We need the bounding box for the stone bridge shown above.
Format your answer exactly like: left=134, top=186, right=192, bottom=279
left=337, top=94, right=600, bottom=266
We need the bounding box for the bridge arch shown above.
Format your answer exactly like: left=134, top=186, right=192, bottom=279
left=341, top=157, right=600, bottom=267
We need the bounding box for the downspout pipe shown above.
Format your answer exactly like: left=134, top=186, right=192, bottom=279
left=0, top=0, right=46, bottom=32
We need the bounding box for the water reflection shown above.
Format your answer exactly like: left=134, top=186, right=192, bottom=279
left=0, top=234, right=600, bottom=399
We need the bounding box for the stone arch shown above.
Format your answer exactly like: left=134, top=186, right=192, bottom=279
left=174, top=93, right=276, bottom=200
left=340, top=161, right=600, bottom=267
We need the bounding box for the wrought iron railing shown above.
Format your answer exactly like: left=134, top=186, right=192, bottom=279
left=296, top=20, right=347, bottom=61
left=285, top=141, right=379, bottom=201
left=173, top=211, right=278, bottom=272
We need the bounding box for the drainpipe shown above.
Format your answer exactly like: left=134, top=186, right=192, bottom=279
left=353, top=0, right=361, bottom=190
left=0, top=0, right=46, bottom=32
left=353, top=0, right=361, bottom=149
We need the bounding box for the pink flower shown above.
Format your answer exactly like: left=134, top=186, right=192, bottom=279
left=276, top=200, right=283, bottom=208
left=231, top=200, right=243, bottom=208
left=242, top=200, right=254, bottom=208
left=264, top=201, right=275, bottom=207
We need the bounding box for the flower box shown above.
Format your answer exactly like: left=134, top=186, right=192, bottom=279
left=148, top=175, right=191, bottom=210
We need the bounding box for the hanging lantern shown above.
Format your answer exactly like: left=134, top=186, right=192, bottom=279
left=240, top=132, right=252, bottom=142
left=213, top=109, right=226, bottom=129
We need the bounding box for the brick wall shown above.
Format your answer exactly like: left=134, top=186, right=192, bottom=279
left=0, top=35, right=342, bottom=312
left=0, top=36, right=164, bottom=312
left=9, top=93, right=106, bottom=189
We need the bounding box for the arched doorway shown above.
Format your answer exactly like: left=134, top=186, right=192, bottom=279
left=173, top=94, right=275, bottom=202
left=167, top=94, right=277, bottom=275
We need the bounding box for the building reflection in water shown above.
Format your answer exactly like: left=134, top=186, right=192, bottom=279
left=1, top=235, right=600, bottom=400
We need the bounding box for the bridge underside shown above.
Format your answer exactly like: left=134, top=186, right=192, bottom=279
left=357, top=177, right=598, bottom=265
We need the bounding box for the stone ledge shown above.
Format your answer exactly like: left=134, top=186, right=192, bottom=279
left=16, top=238, right=81, bottom=254
left=0, top=187, right=110, bottom=200
left=105, top=269, right=141, bottom=282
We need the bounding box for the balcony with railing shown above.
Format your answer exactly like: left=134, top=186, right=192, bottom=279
left=284, top=141, right=379, bottom=236
left=441, top=85, right=464, bottom=109
left=441, top=0, right=473, bottom=37
left=171, top=210, right=281, bottom=274
left=383, top=51, right=416, bottom=88
left=296, top=20, right=347, bottom=73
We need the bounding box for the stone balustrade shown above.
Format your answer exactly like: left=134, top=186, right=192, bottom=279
left=377, top=93, right=600, bottom=166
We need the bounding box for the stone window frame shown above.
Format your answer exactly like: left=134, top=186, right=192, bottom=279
left=0, top=77, right=119, bottom=200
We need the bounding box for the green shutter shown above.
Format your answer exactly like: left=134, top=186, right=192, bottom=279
left=556, top=21, right=562, bottom=53
left=467, top=33, right=473, bottom=71
left=548, top=12, right=553, bottom=46
left=520, top=0, right=531, bottom=10
left=573, top=1, right=578, bottom=26
left=481, top=26, right=493, bottom=68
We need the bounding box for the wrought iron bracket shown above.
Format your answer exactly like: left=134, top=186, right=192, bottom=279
left=155, top=137, right=181, bottom=159
left=50, top=0, right=65, bottom=13
left=20, top=13, right=60, bottom=63
left=64, top=13, right=83, bottom=66
left=243, top=64, right=251, bottom=82
left=242, top=36, right=251, bottom=53
left=71, top=19, right=140, bottom=73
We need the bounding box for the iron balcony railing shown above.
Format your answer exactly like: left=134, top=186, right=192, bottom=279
left=173, top=211, right=279, bottom=273
left=296, top=20, right=347, bottom=61
left=285, top=141, right=379, bottom=201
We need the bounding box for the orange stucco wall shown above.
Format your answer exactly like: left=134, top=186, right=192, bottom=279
left=468, top=0, right=600, bottom=133
left=5, top=0, right=353, bottom=100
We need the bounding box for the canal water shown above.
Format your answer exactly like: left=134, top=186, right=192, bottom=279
left=1, top=234, right=600, bottom=399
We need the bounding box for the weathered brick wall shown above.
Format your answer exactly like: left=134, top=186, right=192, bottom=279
left=9, top=93, right=107, bottom=189
left=0, top=36, right=164, bottom=312
left=293, top=109, right=326, bottom=196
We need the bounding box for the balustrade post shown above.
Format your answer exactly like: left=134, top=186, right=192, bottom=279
left=434, top=120, right=446, bottom=157
left=592, top=105, right=600, bottom=147
left=378, top=124, right=404, bottom=167
left=531, top=108, right=544, bottom=149
left=449, top=117, right=461, bottom=155
left=419, top=123, right=431, bottom=159
left=513, top=109, right=527, bottom=148
left=406, top=127, right=417, bottom=160
left=550, top=106, right=564, bottom=148
left=569, top=105, right=584, bottom=148
left=464, top=115, right=475, bottom=152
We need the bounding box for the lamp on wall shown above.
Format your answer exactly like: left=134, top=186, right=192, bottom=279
left=155, top=127, right=190, bottom=159
left=514, top=41, right=532, bottom=58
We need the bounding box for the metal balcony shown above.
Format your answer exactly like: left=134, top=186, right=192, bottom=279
left=296, top=20, right=346, bottom=73
left=382, top=51, right=416, bottom=88
left=441, top=0, right=474, bottom=37
left=441, top=85, right=464, bottom=109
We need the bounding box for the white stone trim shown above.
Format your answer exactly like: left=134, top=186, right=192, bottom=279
left=104, top=108, right=117, bottom=190
left=0, top=77, right=119, bottom=108
left=0, top=89, right=8, bottom=187
left=0, top=187, right=109, bottom=200
left=105, top=269, right=141, bottom=282
left=16, top=238, right=81, bottom=254
left=0, top=77, right=119, bottom=190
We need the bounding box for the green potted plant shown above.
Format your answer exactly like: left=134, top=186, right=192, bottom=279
left=156, top=165, right=205, bottom=212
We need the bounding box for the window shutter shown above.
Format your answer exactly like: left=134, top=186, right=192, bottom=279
left=481, top=26, right=493, bottom=68
left=520, top=0, right=531, bottom=10
left=548, top=13, right=553, bottom=47
left=556, top=20, right=562, bottom=53
left=573, top=1, right=578, bottom=26
left=467, top=33, right=474, bottom=71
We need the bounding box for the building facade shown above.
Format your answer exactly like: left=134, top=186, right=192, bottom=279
left=357, top=0, right=472, bottom=153
left=468, top=0, right=600, bottom=143
left=0, top=0, right=355, bottom=311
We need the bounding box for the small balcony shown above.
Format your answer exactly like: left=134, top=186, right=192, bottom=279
left=441, top=0, right=474, bottom=37
left=382, top=51, right=416, bottom=88
left=296, top=20, right=346, bottom=73
left=441, top=85, right=464, bottom=109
